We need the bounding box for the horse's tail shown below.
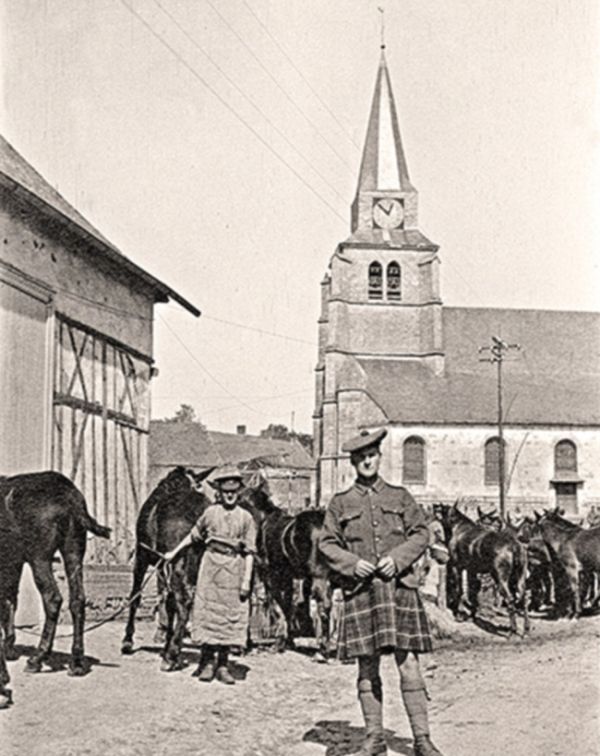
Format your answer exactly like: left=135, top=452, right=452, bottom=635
left=70, top=487, right=112, bottom=539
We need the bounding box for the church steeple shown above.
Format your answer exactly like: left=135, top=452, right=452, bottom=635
left=350, top=51, right=421, bottom=237
left=355, top=50, right=413, bottom=195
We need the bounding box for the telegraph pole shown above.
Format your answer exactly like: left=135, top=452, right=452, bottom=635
left=479, top=336, right=521, bottom=520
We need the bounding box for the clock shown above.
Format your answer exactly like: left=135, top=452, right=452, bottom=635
left=372, top=198, right=404, bottom=229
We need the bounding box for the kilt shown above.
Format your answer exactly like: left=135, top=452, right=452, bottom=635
left=338, top=577, right=432, bottom=659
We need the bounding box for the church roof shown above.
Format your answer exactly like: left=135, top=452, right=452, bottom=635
left=0, top=135, right=199, bottom=316
left=356, top=307, right=600, bottom=426
left=355, top=51, right=413, bottom=194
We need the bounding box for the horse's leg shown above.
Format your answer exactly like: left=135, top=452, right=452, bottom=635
left=4, top=563, right=23, bottom=661
left=154, top=569, right=169, bottom=644
left=495, top=568, right=517, bottom=636
left=516, top=553, right=530, bottom=636
left=466, top=570, right=481, bottom=621
left=121, top=549, right=150, bottom=655
left=160, top=581, right=177, bottom=667
left=61, top=534, right=87, bottom=676
left=310, top=579, right=332, bottom=662
left=281, top=579, right=297, bottom=650
left=161, top=567, right=192, bottom=671
left=25, top=558, right=63, bottom=672
left=0, top=600, right=12, bottom=708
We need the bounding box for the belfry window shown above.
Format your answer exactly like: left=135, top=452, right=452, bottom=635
left=403, top=436, right=426, bottom=484
left=368, top=261, right=383, bottom=300
left=387, top=261, right=401, bottom=300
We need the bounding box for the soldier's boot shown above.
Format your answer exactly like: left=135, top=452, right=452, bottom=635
left=401, top=682, right=443, bottom=756
left=196, top=645, right=216, bottom=682
left=215, top=647, right=235, bottom=685
left=356, top=678, right=387, bottom=756
left=413, top=735, right=444, bottom=756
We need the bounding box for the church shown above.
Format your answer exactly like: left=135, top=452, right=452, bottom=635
left=313, top=51, right=600, bottom=517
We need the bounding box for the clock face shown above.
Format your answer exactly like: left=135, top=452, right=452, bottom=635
left=372, top=198, right=404, bottom=229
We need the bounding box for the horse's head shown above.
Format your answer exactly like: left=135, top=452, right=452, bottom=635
left=237, top=479, right=279, bottom=528
left=183, top=467, right=216, bottom=493
left=477, top=506, right=503, bottom=531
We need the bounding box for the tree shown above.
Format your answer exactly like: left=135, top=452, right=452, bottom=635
left=165, top=404, right=206, bottom=429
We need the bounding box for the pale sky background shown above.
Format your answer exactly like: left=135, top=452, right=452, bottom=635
left=1, top=0, right=599, bottom=435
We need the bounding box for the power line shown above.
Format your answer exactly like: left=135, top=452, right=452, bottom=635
left=242, top=0, right=361, bottom=152
left=201, top=313, right=317, bottom=346
left=204, top=0, right=355, bottom=177
left=118, top=0, right=348, bottom=225
left=152, top=0, right=348, bottom=206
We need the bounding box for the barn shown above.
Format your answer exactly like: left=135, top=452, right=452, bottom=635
left=0, top=135, right=199, bottom=563
left=313, top=54, right=600, bottom=516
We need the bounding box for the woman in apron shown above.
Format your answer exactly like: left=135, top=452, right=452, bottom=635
left=164, top=466, right=257, bottom=684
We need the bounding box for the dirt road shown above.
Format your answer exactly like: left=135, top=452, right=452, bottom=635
left=2, top=615, right=599, bottom=756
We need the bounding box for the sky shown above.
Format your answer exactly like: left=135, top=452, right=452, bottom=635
left=1, top=0, right=599, bottom=435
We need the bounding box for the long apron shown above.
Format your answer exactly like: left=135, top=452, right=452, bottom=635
left=191, top=545, right=249, bottom=646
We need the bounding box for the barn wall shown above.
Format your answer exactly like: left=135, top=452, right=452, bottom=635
left=0, top=191, right=154, bottom=355
left=0, top=190, right=155, bottom=562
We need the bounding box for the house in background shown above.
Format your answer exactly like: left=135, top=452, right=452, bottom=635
left=0, top=135, right=198, bottom=563
left=313, top=53, right=600, bottom=516
left=149, top=421, right=316, bottom=513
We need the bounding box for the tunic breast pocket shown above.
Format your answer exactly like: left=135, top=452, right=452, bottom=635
left=339, top=508, right=363, bottom=543
left=380, top=504, right=405, bottom=536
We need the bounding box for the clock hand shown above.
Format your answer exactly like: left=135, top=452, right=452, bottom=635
left=378, top=201, right=393, bottom=216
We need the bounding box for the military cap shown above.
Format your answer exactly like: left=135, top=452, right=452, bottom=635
left=210, top=465, right=244, bottom=491
left=342, top=428, right=387, bottom=454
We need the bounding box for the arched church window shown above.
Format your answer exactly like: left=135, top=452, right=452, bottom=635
left=484, top=437, right=505, bottom=486
left=555, top=439, right=577, bottom=474
left=368, top=261, right=383, bottom=300
left=387, top=261, right=401, bottom=301
left=403, top=436, right=425, bottom=484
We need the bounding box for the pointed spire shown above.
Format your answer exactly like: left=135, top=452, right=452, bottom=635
left=355, top=51, right=413, bottom=193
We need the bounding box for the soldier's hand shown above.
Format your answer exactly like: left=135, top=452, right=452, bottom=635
left=355, top=559, right=377, bottom=579
left=376, top=555, right=396, bottom=579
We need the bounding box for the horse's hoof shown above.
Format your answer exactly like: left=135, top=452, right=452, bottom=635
left=160, top=658, right=178, bottom=672
left=67, top=665, right=86, bottom=677
left=0, top=689, right=12, bottom=709
left=5, top=648, right=19, bottom=662
left=121, top=641, right=134, bottom=655
left=153, top=629, right=167, bottom=645
left=25, top=659, right=42, bottom=674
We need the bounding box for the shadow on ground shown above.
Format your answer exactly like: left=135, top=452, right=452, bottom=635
left=303, top=720, right=413, bottom=756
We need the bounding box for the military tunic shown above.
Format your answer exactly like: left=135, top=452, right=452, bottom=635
left=319, top=476, right=433, bottom=659
left=190, top=503, right=257, bottom=647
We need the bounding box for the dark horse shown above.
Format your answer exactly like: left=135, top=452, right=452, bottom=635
left=534, top=509, right=600, bottom=618
left=120, top=466, right=213, bottom=670
left=239, top=481, right=331, bottom=657
left=0, top=471, right=111, bottom=703
left=439, top=503, right=529, bottom=636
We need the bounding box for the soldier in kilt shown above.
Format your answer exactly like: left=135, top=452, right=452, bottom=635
left=319, top=429, right=444, bottom=756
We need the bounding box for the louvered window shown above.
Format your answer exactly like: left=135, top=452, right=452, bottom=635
left=403, top=436, right=425, bottom=484
left=368, top=261, right=383, bottom=300
left=555, top=440, right=577, bottom=474
left=387, top=261, right=401, bottom=300
left=484, top=437, right=505, bottom=485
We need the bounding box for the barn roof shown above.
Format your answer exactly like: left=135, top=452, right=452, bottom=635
left=149, top=421, right=315, bottom=470
left=0, top=135, right=199, bottom=316
left=356, top=307, right=600, bottom=426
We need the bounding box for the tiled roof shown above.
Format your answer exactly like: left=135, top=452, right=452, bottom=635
left=0, top=135, right=199, bottom=316
left=356, top=307, right=600, bottom=426
left=149, top=421, right=315, bottom=470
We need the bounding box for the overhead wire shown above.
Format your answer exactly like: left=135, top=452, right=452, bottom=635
left=118, top=0, right=348, bottom=225
left=151, top=0, right=349, bottom=206
left=242, top=0, right=361, bottom=151
left=203, top=0, right=356, bottom=176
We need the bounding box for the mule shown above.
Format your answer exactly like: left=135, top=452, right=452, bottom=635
left=0, top=471, right=111, bottom=695
left=239, top=482, right=332, bottom=658
left=439, top=502, right=529, bottom=635
left=534, top=510, right=600, bottom=618
left=120, top=466, right=213, bottom=670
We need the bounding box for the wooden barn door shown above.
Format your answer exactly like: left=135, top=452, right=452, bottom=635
left=0, top=273, right=52, bottom=474
left=52, top=315, right=151, bottom=563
